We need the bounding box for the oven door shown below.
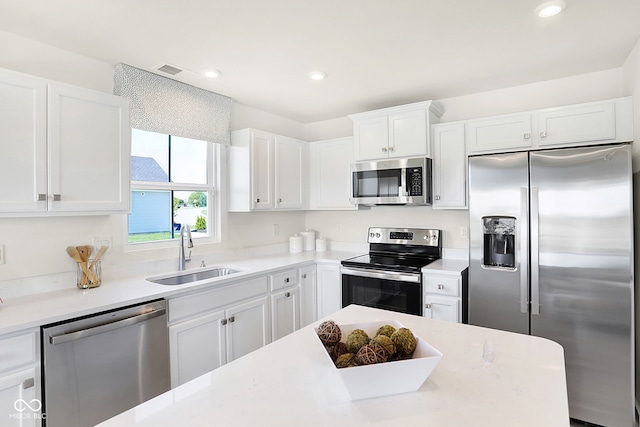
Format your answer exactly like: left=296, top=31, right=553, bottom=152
left=341, top=267, right=422, bottom=315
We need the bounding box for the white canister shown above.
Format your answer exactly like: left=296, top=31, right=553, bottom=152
left=289, top=235, right=304, bottom=253
left=315, top=238, right=327, bottom=252
left=300, top=230, right=316, bottom=251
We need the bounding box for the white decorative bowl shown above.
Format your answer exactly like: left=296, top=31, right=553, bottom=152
left=316, top=320, right=443, bottom=400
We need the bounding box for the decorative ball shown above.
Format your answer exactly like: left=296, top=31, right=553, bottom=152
left=391, top=327, right=417, bottom=355
left=356, top=343, right=388, bottom=365
left=345, top=329, right=370, bottom=353
left=376, top=324, right=397, bottom=338
left=327, top=341, right=348, bottom=361
left=317, top=320, right=341, bottom=346
left=335, top=353, right=358, bottom=368
left=371, top=334, right=396, bottom=357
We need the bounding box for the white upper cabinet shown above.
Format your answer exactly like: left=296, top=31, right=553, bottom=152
left=229, top=128, right=307, bottom=212
left=274, top=135, right=305, bottom=210
left=349, top=101, right=444, bottom=161
left=0, top=68, right=131, bottom=216
left=466, top=97, right=633, bottom=155
left=431, top=122, right=467, bottom=209
left=309, top=137, right=356, bottom=210
left=466, top=113, right=533, bottom=154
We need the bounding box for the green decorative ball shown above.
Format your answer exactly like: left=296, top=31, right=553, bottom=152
left=335, top=353, right=358, bottom=368
left=391, top=327, right=417, bottom=355
left=371, top=334, right=396, bottom=357
left=345, top=329, right=370, bottom=353
left=376, top=324, right=397, bottom=338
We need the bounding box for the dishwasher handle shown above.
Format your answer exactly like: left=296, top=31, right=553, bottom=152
left=49, top=308, right=166, bottom=346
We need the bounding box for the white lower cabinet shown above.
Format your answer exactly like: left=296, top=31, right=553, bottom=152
left=423, top=270, right=466, bottom=324
left=270, top=287, right=299, bottom=341
left=316, top=263, right=342, bottom=319
left=298, top=265, right=317, bottom=328
left=168, top=277, right=270, bottom=388
left=0, top=330, right=40, bottom=427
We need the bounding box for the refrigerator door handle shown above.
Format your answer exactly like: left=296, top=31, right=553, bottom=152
left=530, top=186, right=540, bottom=315
left=520, top=187, right=529, bottom=314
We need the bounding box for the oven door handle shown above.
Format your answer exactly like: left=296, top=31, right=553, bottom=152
left=340, top=267, right=421, bottom=283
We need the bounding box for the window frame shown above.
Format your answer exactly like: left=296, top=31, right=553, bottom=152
left=125, top=131, right=220, bottom=249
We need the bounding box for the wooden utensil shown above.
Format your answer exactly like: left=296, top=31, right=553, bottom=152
left=67, top=246, right=98, bottom=285
left=89, top=246, right=108, bottom=270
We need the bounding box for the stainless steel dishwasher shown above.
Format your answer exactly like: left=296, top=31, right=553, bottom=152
left=41, top=299, right=170, bottom=427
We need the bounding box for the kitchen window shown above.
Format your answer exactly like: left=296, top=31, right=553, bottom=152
left=128, top=128, right=218, bottom=244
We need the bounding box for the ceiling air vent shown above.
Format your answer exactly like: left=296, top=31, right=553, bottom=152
left=156, top=64, right=183, bottom=75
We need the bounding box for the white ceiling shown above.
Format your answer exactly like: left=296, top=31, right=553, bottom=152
left=0, top=0, right=639, bottom=123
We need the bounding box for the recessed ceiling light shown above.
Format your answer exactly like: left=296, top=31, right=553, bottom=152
left=535, top=0, right=566, bottom=18
left=308, top=71, right=327, bottom=81
left=203, top=69, right=221, bottom=78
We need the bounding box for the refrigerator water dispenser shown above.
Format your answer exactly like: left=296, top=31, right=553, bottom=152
left=482, top=217, right=515, bottom=269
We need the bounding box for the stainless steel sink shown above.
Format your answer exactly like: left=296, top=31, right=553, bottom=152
left=148, top=267, right=241, bottom=285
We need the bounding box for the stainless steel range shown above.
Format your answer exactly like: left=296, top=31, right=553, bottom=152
left=341, top=227, right=442, bottom=316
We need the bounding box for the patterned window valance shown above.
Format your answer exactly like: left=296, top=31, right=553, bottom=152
left=114, top=63, right=232, bottom=145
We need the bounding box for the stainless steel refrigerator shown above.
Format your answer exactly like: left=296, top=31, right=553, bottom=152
left=468, top=144, right=634, bottom=427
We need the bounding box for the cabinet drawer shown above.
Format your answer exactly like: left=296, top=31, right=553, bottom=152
left=169, top=276, right=268, bottom=324
left=0, top=331, right=37, bottom=373
left=270, top=269, right=299, bottom=291
left=423, top=275, right=460, bottom=297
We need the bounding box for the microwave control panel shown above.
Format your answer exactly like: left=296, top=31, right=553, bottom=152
left=406, top=167, right=423, bottom=196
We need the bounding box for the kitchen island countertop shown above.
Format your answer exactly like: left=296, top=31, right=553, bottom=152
left=98, top=304, right=569, bottom=427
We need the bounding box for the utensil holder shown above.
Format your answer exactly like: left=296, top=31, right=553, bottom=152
left=77, top=259, right=101, bottom=289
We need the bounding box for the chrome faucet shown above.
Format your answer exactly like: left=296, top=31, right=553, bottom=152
left=179, top=224, right=193, bottom=271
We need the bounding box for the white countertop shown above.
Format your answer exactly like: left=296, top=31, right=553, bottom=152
left=0, top=251, right=353, bottom=336
left=0, top=250, right=468, bottom=337
left=98, top=304, right=569, bottom=427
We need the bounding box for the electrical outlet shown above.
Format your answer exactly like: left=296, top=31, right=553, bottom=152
left=460, top=227, right=468, bottom=239
left=273, top=224, right=279, bottom=236
left=0, top=244, right=5, bottom=264
left=92, top=236, right=112, bottom=249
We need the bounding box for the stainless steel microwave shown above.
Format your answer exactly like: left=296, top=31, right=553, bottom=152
left=350, top=157, right=432, bottom=206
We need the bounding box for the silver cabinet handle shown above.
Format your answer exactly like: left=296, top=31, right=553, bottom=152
left=540, top=131, right=547, bottom=138
left=388, top=147, right=394, bottom=152
left=22, top=378, right=35, bottom=390
left=302, top=274, right=307, bottom=279
left=49, top=308, right=166, bottom=345
left=37, top=194, right=47, bottom=201
left=228, top=316, right=235, bottom=323
left=52, top=194, right=61, bottom=201
left=425, top=303, right=432, bottom=309
left=437, top=284, right=444, bottom=290
left=524, top=133, right=531, bottom=140
left=284, top=277, right=290, bottom=283
left=434, top=195, right=441, bottom=200
left=381, top=147, right=388, bottom=152
left=278, top=198, right=282, bottom=203
left=285, top=292, right=291, bottom=298
left=221, top=319, right=228, bottom=325
left=256, top=198, right=260, bottom=203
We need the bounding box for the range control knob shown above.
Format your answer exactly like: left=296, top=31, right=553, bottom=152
left=376, top=233, right=381, bottom=238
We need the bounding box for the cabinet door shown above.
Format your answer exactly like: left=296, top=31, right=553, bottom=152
left=467, top=114, right=532, bottom=154
left=424, top=295, right=459, bottom=323
left=250, top=130, right=275, bottom=210
left=47, top=83, right=130, bottom=213
left=226, top=296, right=270, bottom=362
left=309, top=138, right=356, bottom=210
left=353, top=115, right=389, bottom=161
left=0, top=71, right=47, bottom=214
left=270, top=287, right=299, bottom=341
left=388, top=109, right=428, bottom=158
left=0, top=367, right=39, bottom=427
left=274, top=136, right=305, bottom=210
left=537, top=102, right=616, bottom=147
left=316, top=264, right=342, bottom=319
left=169, top=309, right=226, bottom=388
left=432, top=122, right=467, bottom=209
left=298, top=265, right=317, bottom=327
